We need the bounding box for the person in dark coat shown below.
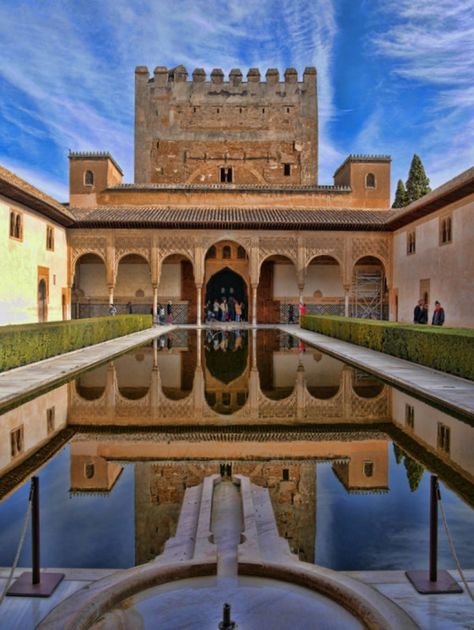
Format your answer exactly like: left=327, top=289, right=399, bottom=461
left=418, top=303, right=428, bottom=324
left=413, top=299, right=424, bottom=323
left=432, top=301, right=445, bottom=326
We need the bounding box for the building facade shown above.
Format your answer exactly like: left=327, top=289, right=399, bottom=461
left=0, top=65, right=473, bottom=328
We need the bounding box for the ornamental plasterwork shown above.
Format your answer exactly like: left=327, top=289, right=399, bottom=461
left=349, top=390, right=389, bottom=420
left=157, top=235, right=195, bottom=263
left=351, top=236, right=390, bottom=268
left=258, top=236, right=298, bottom=268
left=71, top=236, right=107, bottom=268
left=200, top=232, right=253, bottom=254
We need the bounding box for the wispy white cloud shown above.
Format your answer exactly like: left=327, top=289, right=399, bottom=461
left=0, top=0, right=340, bottom=195
left=372, top=0, right=474, bottom=186
left=0, top=156, right=69, bottom=201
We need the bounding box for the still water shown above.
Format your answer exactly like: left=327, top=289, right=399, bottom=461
left=0, top=329, right=473, bottom=572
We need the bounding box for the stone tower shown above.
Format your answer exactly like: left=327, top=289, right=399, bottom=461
left=134, top=65, right=318, bottom=185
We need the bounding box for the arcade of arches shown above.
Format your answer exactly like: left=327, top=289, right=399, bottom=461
left=69, top=231, right=391, bottom=323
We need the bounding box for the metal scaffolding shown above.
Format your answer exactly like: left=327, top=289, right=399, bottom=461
left=352, top=269, right=385, bottom=319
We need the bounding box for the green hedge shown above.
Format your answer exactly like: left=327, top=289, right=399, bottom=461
left=0, top=315, right=152, bottom=372
left=300, top=315, right=474, bottom=381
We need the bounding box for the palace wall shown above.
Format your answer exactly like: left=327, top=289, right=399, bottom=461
left=392, top=193, right=474, bottom=326
left=0, top=195, right=69, bottom=325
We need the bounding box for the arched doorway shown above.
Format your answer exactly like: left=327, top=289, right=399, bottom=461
left=38, top=279, right=47, bottom=322
left=72, top=253, right=107, bottom=318
left=352, top=256, right=388, bottom=320
left=159, top=254, right=196, bottom=324
left=205, top=267, right=248, bottom=322
left=258, top=255, right=297, bottom=324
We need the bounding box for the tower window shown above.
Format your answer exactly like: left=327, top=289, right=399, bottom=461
left=85, top=463, right=95, bottom=479
left=46, top=226, right=54, bottom=251
left=220, top=167, right=233, bottom=183
left=440, top=217, right=452, bottom=245
left=262, top=108, right=265, bottom=114
left=366, top=173, right=376, bottom=188
left=84, top=170, right=94, bottom=186
left=283, top=163, right=291, bottom=177
left=363, top=461, right=374, bottom=478
left=282, top=468, right=290, bottom=481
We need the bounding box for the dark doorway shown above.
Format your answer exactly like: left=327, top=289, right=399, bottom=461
left=205, top=267, right=247, bottom=321
left=38, top=279, right=48, bottom=322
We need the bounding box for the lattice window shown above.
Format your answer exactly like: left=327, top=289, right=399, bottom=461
left=46, top=407, right=55, bottom=433
left=10, top=426, right=24, bottom=458
left=366, top=173, right=376, bottom=188
left=407, top=231, right=416, bottom=255
left=84, top=170, right=94, bottom=186
left=46, top=225, right=54, bottom=251
left=437, top=423, right=450, bottom=454
left=440, top=217, right=452, bottom=245
left=405, top=404, right=415, bottom=429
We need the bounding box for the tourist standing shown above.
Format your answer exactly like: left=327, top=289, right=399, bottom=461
left=159, top=304, right=165, bottom=325
left=418, top=303, right=428, bottom=324
left=432, top=301, right=445, bottom=326
left=167, top=301, right=173, bottom=324
left=213, top=299, right=219, bottom=320
left=288, top=304, right=295, bottom=324
left=228, top=297, right=235, bottom=321
left=413, top=299, right=424, bottom=323
left=109, top=303, right=117, bottom=316
left=298, top=302, right=306, bottom=319
left=235, top=301, right=242, bottom=322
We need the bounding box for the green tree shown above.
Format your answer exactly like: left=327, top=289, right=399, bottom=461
left=403, top=454, right=424, bottom=492
left=392, top=179, right=408, bottom=208
left=405, top=154, right=431, bottom=205
left=393, top=443, right=405, bottom=465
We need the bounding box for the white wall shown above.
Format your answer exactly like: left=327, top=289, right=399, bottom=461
left=272, top=352, right=343, bottom=388
left=0, top=195, right=68, bottom=324
left=273, top=263, right=298, bottom=298
left=116, top=262, right=153, bottom=297
left=76, top=263, right=107, bottom=297
left=393, top=197, right=474, bottom=326
left=158, top=263, right=181, bottom=298
left=304, top=263, right=344, bottom=298
left=0, top=384, right=68, bottom=475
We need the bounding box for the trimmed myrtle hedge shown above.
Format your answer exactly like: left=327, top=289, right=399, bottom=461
left=0, top=315, right=152, bottom=372
left=300, top=315, right=474, bottom=381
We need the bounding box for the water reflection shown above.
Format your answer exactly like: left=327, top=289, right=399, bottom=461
left=1, top=329, right=473, bottom=571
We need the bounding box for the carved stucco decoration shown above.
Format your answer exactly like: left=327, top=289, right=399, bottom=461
left=258, top=236, right=298, bottom=269
left=303, top=235, right=345, bottom=268
left=71, top=236, right=108, bottom=271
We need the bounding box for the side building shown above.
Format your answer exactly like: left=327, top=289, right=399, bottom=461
left=0, top=166, right=74, bottom=326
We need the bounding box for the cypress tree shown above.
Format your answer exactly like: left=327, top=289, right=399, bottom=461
left=405, top=154, right=431, bottom=204
left=392, top=179, right=408, bottom=208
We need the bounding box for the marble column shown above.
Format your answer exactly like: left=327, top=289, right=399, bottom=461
left=252, top=285, right=258, bottom=326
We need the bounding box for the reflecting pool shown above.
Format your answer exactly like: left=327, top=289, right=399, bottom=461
left=0, top=329, right=473, bottom=571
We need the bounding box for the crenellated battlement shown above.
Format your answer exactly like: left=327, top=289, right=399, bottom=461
left=135, top=65, right=316, bottom=94
left=134, top=64, right=318, bottom=186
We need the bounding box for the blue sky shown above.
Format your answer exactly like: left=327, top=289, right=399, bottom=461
left=0, top=0, right=472, bottom=202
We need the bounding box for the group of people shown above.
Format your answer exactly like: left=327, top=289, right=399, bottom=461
left=414, top=299, right=445, bottom=326
left=157, top=301, right=173, bottom=325
left=206, top=297, right=245, bottom=322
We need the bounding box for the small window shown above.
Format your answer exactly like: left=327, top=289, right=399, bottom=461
left=437, top=423, right=450, bottom=454
left=282, top=468, right=290, bottom=481
left=366, top=173, right=376, bottom=188
left=222, top=392, right=231, bottom=406
left=237, top=246, right=246, bottom=259
left=286, top=107, right=290, bottom=113
left=193, top=106, right=196, bottom=113
left=9, top=212, right=22, bottom=240
left=46, top=225, right=54, bottom=251
left=46, top=407, right=55, bottom=433
left=206, top=246, right=216, bottom=259
left=220, top=167, right=233, bottom=183
left=262, top=108, right=265, bottom=114
left=84, top=170, right=94, bottom=186
left=363, top=461, right=374, bottom=477
left=405, top=404, right=415, bottom=429
left=222, top=245, right=231, bottom=259
left=283, top=163, right=291, bottom=177
left=440, top=217, right=452, bottom=245
left=10, top=426, right=24, bottom=458
left=85, top=463, right=95, bottom=479
left=216, top=108, right=220, bottom=114
left=407, top=231, right=416, bottom=255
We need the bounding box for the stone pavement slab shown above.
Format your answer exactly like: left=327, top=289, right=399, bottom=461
left=280, top=325, right=474, bottom=421
left=0, top=326, right=173, bottom=413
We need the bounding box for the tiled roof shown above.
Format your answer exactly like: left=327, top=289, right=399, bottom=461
left=70, top=206, right=395, bottom=231
left=333, top=154, right=391, bottom=177
left=0, top=165, right=74, bottom=226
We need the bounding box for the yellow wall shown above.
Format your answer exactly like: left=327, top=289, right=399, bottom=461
left=0, top=195, right=68, bottom=325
